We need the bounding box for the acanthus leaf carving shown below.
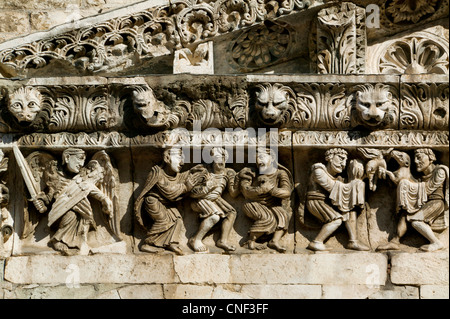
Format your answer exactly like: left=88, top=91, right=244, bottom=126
left=310, top=2, right=366, bottom=74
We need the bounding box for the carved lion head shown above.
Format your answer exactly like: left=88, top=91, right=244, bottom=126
left=352, top=83, right=395, bottom=129
left=254, top=83, right=295, bottom=127
left=131, top=86, right=173, bottom=129
left=8, top=86, right=42, bottom=124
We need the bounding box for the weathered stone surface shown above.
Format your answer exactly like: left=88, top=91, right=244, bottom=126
left=0, top=11, right=29, bottom=33
left=390, top=251, right=449, bottom=285
left=241, top=284, right=322, bottom=299
left=117, top=284, right=164, bottom=299
left=164, top=284, right=214, bottom=299
left=367, top=285, right=420, bottom=299
left=173, top=254, right=232, bottom=284
left=321, top=285, right=381, bottom=299
left=420, top=285, right=450, bottom=299
left=4, top=254, right=177, bottom=284
left=229, top=253, right=388, bottom=285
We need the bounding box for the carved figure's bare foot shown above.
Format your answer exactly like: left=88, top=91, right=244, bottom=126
left=376, top=241, right=400, bottom=251
left=347, top=240, right=370, bottom=251
left=53, top=241, right=79, bottom=256
left=140, top=243, right=164, bottom=254
left=420, top=242, right=444, bottom=252
left=268, top=241, right=286, bottom=253
left=307, top=240, right=328, bottom=252
left=245, top=240, right=267, bottom=250
left=188, top=237, right=209, bottom=253
left=216, top=240, right=236, bottom=252
left=168, top=243, right=185, bottom=255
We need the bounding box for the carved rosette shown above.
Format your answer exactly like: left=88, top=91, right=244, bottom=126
left=229, top=20, right=294, bottom=71
left=371, top=33, right=449, bottom=75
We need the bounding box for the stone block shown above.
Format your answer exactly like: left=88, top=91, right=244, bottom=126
left=117, top=284, right=164, bottom=299
left=241, top=284, right=322, bottom=299
left=4, top=254, right=177, bottom=284
left=173, top=254, right=231, bottom=284
left=367, top=285, right=419, bottom=299
left=164, top=284, right=214, bottom=299
left=229, top=253, right=388, bottom=285
left=390, top=251, right=449, bottom=285
left=0, top=0, right=80, bottom=9
left=0, top=11, right=29, bottom=33
left=322, top=284, right=381, bottom=299
left=420, top=285, right=450, bottom=299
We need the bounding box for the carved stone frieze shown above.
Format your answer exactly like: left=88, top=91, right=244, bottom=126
left=380, top=0, right=449, bottom=30
left=0, top=0, right=315, bottom=78
left=400, top=82, right=449, bottom=130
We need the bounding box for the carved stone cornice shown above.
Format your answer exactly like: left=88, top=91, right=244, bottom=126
left=0, top=74, right=448, bottom=134
left=0, top=0, right=316, bottom=78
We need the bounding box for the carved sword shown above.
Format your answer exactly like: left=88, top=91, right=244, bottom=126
left=12, top=144, right=47, bottom=214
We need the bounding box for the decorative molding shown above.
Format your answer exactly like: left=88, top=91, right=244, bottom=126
left=292, top=130, right=449, bottom=148
left=0, top=0, right=314, bottom=78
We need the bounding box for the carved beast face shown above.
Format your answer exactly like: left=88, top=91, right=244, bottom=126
left=254, top=83, right=294, bottom=126
left=8, top=86, right=42, bottom=124
left=131, top=86, right=171, bottom=129
left=354, top=84, right=394, bottom=129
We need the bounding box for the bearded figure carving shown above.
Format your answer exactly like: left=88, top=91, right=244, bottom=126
left=253, top=83, right=296, bottom=127
left=8, top=86, right=42, bottom=125
left=351, top=84, right=397, bottom=129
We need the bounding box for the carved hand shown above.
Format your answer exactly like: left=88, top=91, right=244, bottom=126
left=33, top=199, right=47, bottom=214
left=102, top=198, right=114, bottom=218
left=186, top=172, right=205, bottom=191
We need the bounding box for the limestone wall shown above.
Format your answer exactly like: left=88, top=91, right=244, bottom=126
left=0, top=0, right=144, bottom=42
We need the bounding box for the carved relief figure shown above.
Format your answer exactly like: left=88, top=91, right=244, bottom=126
left=358, top=148, right=393, bottom=191
left=238, top=148, right=293, bottom=252
left=253, top=83, right=296, bottom=127
left=378, top=148, right=449, bottom=252
left=351, top=84, right=396, bottom=129
left=134, top=147, right=205, bottom=255
left=0, top=150, right=12, bottom=246
left=8, top=86, right=42, bottom=124
left=188, top=147, right=240, bottom=253
left=15, top=146, right=121, bottom=256
left=305, top=148, right=369, bottom=251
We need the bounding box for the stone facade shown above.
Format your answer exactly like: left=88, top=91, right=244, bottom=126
left=0, top=0, right=448, bottom=300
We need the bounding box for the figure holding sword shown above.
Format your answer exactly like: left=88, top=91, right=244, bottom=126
left=14, top=145, right=121, bottom=256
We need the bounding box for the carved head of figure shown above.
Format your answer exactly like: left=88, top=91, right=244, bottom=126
left=390, top=150, right=411, bottom=168
left=256, top=147, right=278, bottom=175
left=163, top=147, right=184, bottom=174
left=62, top=148, right=86, bottom=174
left=131, top=86, right=172, bottom=129
left=353, top=84, right=394, bottom=129
left=211, top=147, right=229, bottom=171
left=8, top=86, right=42, bottom=124
left=254, top=83, right=295, bottom=126
left=414, top=148, right=436, bottom=173
left=325, top=148, right=348, bottom=176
